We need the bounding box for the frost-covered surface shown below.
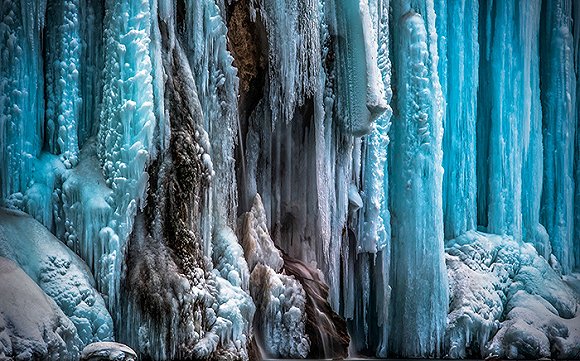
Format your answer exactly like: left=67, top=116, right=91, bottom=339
left=238, top=194, right=284, bottom=273
left=0, top=257, right=83, bottom=360
left=446, top=231, right=580, bottom=359
left=0, top=208, right=114, bottom=345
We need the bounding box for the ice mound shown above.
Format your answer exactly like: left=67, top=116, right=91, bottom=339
left=446, top=230, right=580, bottom=359
left=0, top=257, right=83, bottom=360
left=0, top=207, right=114, bottom=345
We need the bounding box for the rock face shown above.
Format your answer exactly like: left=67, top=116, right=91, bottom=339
left=0, top=257, right=83, bottom=360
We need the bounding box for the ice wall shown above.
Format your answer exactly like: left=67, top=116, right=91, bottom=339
left=540, top=0, right=577, bottom=274
left=388, top=1, right=448, bottom=357
left=1, top=0, right=580, bottom=359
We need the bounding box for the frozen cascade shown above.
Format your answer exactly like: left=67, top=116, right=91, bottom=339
left=1, top=0, right=580, bottom=359
left=540, top=0, right=577, bottom=274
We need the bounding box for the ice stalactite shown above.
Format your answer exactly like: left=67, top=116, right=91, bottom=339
left=0, top=0, right=46, bottom=201
left=44, top=0, right=81, bottom=168
left=442, top=0, right=478, bottom=241
left=388, top=0, right=447, bottom=357
left=478, top=0, right=546, bottom=255
left=540, top=0, right=577, bottom=274
left=250, top=0, right=320, bottom=126
left=519, top=0, right=546, bottom=258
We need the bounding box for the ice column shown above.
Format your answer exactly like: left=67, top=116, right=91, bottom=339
left=574, top=2, right=580, bottom=268
left=97, top=0, right=156, bottom=302
left=479, top=0, right=523, bottom=239
left=519, top=0, right=545, bottom=257
left=357, top=0, right=392, bottom=355
left=389, top=1, right=448, bottom=357
left=0, top=0, right=46, bottom=200
left=540, top=0, right=576, bottom=274
left=442, top=0, right=478, bottom=240
left=45, top=0, right=81, bottom=168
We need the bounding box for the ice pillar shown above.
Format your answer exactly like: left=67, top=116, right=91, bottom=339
left=540, top=0, right=576, bottom=274
left=574, top=1, right=580, bottom=269
left=0, top=0, right=46, bottom=200
left=519, top=0, right=545, bottom=257
left=442, top=0, right=478, bottom=240
left=44, top=0, right=81, bottom=168
left=389, top=1, right=448, bottom=357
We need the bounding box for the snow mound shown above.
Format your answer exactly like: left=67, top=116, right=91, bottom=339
left=446, top=231, right=580, bottom=359
left=0, top=257, right=83, bottom=360
left=0, top=207, right=114, bottom=345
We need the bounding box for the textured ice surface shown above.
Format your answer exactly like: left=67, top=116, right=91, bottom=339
left=446, top=231, right=580, bottom=359
left=0, top=257, right=83, bottom=360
